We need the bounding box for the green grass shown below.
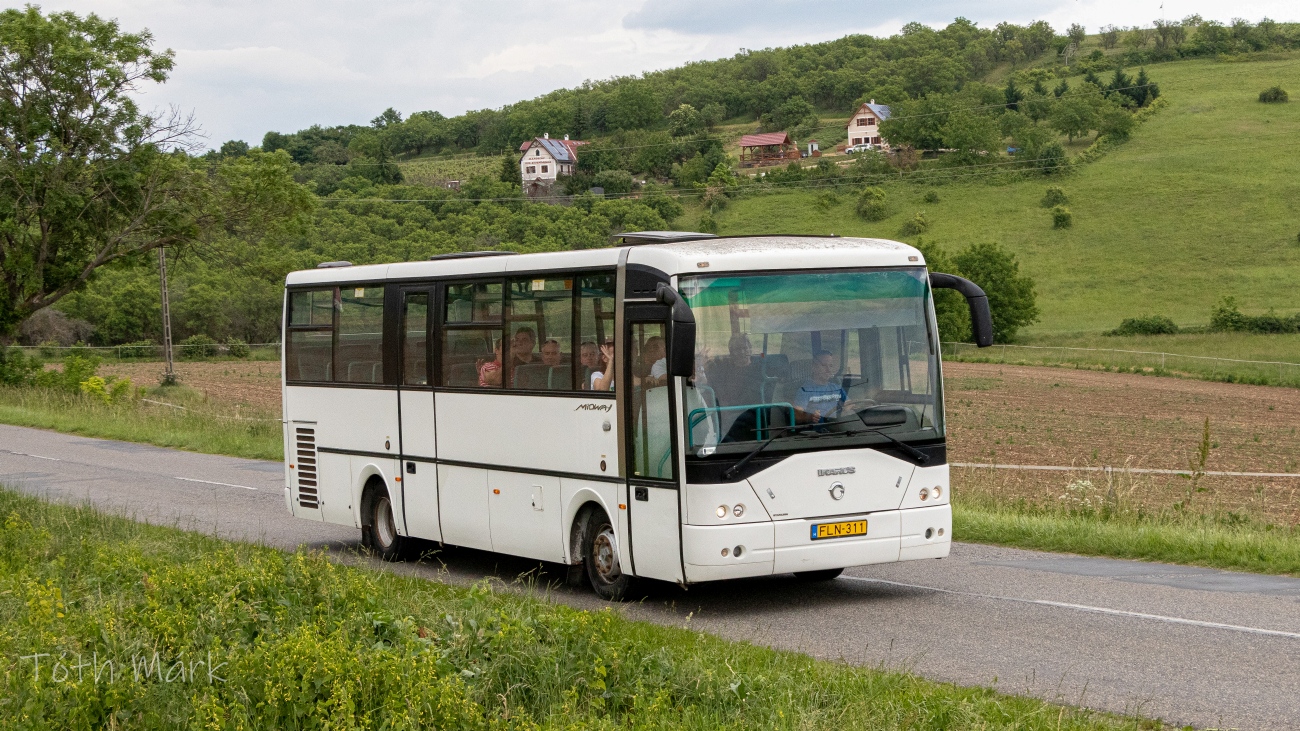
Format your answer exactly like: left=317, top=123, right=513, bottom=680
left=955, top=502, right=1300, bottom=576
left=711, top=54, right=1300, bottom=336
left=0, top=489, right=1161, bottom=730
left=944, top=331, right=1300, bottom=387
left=0, top=386, right=282, bottom=461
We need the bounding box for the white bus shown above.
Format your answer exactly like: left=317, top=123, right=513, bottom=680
left=281, top=233, right=993, bottom=599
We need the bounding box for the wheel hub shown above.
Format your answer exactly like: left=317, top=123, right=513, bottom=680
left=592, top=527, right=621, bottom=581
left=375, top=496, right=396, bottom=548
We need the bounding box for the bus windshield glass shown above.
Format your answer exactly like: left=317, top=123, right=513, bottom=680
left=679, top=268, right=942, bottom=457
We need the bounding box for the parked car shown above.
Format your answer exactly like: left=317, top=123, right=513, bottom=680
left=845, top=143, right=875, bottom=154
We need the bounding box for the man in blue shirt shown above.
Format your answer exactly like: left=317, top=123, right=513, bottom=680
left=793, top=350, right=846, bottom=424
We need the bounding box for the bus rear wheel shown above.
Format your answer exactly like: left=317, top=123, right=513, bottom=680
left=580, top=508, right=633, bottom=601
left=794, top=568, right=844, bottom=582
left=364, top=487, right=406, bottom=561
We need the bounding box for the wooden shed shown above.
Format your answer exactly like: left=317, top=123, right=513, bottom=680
left=738, top=132, right=796, bottom=167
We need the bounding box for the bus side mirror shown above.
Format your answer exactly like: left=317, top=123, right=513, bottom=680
left=655, top=283, right=697, bottom=378
left=929, top=272, right=994, bottom=347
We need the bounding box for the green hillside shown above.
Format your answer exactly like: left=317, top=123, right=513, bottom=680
left=709, top=55, right=1300, bottom=336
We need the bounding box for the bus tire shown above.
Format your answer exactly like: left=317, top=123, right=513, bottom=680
left=793, top=568, right=844, bottom=582
left=362, top=480, right=405, bottom=561
left=580, top=507, right=633, bottom=601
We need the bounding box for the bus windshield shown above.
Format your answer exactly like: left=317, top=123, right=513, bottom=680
left=679, top=268, right=942, bottom=457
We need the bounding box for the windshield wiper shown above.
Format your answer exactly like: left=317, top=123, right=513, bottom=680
left=833, top=428, right=931, bottom=464
left=720, top=415, right=931, bottom=481
left=721, top=423, right=822, bottom=480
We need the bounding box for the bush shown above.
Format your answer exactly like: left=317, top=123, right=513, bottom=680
left=855, top=186, right=888, bottom=221
left=1210, top=296, right=1300, bottom=333
left=697, top=211, right=719, bottom=234
left=899, top=213, right=929, bottom=236
left=591, top=169, right=634, bottom=195
left=814, top=191, right=839, bottom=211
left=226, top=338, right=251, bottom=358
left=1033, top=142, right=1066, bottom=174
left=1259, top=86, right=1289, bottom=103
left=1052, top=206, right=1073, bottom=229
left=952, top=242, right=1039, bottom=343
left=79, top=375, right=134, bottom=404
left=0, top=347, right=42, bottom=386
left=1109, top=315, right=1179, bottom=335
left=29, top=353, right=102, bottom=393
left=179, top=334, right=219, bottom=359
left=1040, top=186, right=1069, bottom=207
left=923, top=190, right=940, bottom=204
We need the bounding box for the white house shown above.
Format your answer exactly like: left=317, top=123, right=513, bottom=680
left=519, top=133, right=585, bottom=183
left=846, top=100, right=891, bottom=150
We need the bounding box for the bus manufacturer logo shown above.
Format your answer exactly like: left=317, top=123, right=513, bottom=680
left=817, top=467, right=855, bottom=477
left=574, top=403, right=614, bottom=412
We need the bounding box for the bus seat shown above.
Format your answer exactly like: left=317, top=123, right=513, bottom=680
left=514, top=364, right=572, bottom=390
left=447, top=362, right=480, bottom=387
left=346, top=360, right=381, bottom=383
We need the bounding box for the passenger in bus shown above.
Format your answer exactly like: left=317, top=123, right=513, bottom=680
left=642, top=335, right=668, bottom=387
left=541, top=339, right=563, bottom=367
left=511, top=327, right=539, bottom=366
left=578, top=341, right=600, bottom=389
left=590, top=341, right=615, bottom=391
left=708, top=334, right=762, bottom=406
left=477, top=340, right=502, bottom=387
left=793, top=350, right=847, bottom=424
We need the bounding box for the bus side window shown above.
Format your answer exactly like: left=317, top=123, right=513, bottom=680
left=287, top=288, right=335, bottom=382
left=577, top=274, right=615, bottom=390
left=402, top=293, right=429, bottom=386
left=507, top=277, right=573, bottom=391
left=336, top=286, right=385, bottom=384
left=442, top=281, right=503, bottom=388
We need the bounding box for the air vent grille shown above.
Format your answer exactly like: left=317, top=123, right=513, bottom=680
left=295, top=426, right=318, bottom=509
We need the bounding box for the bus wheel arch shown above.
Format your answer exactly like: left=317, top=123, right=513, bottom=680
left=574, top=503, right=633, bottom=601
left=359, top=474, right=404, bottom=560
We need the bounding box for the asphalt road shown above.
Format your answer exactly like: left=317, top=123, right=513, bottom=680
left=3, top=423, right=1298, bottom=730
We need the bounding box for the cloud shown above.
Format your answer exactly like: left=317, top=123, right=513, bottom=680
left=623, top=0, right=1062, bottom=35
left=28, top=0, right=1300, bottom=147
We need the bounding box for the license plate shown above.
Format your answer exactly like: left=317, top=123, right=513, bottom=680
left=810, top=519, right=867, bottom=540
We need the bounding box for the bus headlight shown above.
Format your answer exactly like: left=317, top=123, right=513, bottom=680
left=717, top=505, right=728, bottom=519
left=919, top=488, right=930, bottom=501
left=733, top=504, right=745, bottom=517
left=932, top=486, right=942, bottom=499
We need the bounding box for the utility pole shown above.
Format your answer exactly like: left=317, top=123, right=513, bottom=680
left=158, top=246, right=177, bottom=385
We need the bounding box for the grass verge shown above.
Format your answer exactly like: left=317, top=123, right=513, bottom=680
left=955, top=501, right=1300, bottom=576
left=0, top=386, right=281, bottom=461
left=0, top=489, right=1158, bottom=730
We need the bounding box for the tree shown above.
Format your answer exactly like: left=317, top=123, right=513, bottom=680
left=668, top=104, right=702, bottom=136
left=1049, top=84, right=1102, bottom=141
left=940, top=111, right=1002, bottom=164
left=1004, top=78, right=1023, bottom=111
left=219, top=140, right=250, bottom=158
left=370, top=107, right=402, bottom=129
left=0, top=9, right=316, bottom=338
left=951, top=242, right=1039, bottom=342
left=499, top=153, right=522, bottom=186
left=761, top=96, right=816, bottom=133
left=699, top=103, right=727, bottom=130
left=0, top=7, right=190, bottom=336
left=1100, top=25, right=1120, bottom=49
left=1067, top=23, right=1087, bottom=46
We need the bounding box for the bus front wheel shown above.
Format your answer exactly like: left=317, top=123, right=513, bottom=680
left=580, top=508, right=633, bottom=601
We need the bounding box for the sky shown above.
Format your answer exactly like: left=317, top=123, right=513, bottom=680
left=29, top=0, right=1300, bottom=148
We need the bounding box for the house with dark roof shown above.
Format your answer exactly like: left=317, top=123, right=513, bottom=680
left=519, top=133, right=587, bottom=183
left=847, top=100, right=892, bottom=150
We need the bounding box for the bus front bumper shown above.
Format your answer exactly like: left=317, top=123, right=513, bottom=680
left=680, top=504, right=951, bottom=583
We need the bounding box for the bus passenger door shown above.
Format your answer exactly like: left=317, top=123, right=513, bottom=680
left=623, top=313, right=684, bottom=583
left=398, top=288, right=441, bottom=541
